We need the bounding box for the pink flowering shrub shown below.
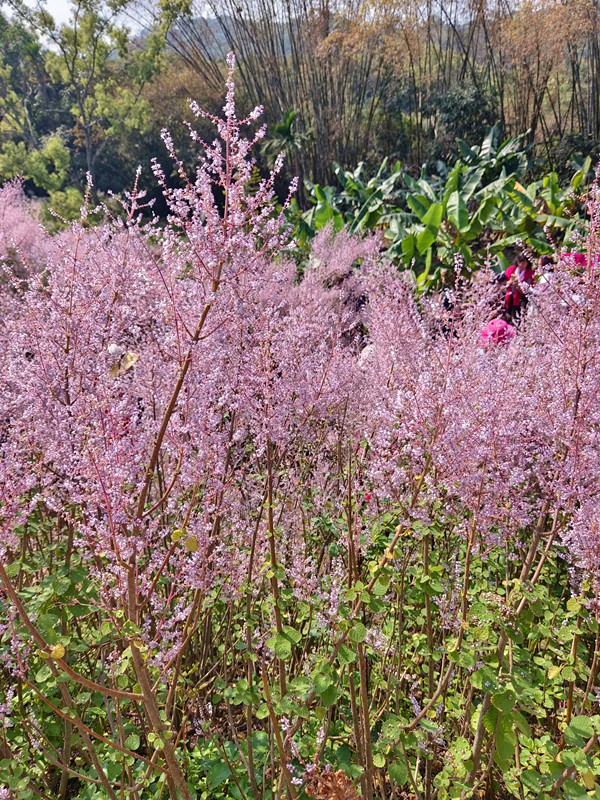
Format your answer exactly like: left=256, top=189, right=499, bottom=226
left=0, top=179, right=56, bottom=324
left=1, top=57, right=600, bottom=800
left=0, top=179, right=52, bottom=270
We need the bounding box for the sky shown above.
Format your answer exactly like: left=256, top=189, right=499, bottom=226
left=41, top=0, right=73, bottom=25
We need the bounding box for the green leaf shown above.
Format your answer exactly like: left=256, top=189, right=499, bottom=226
left=35, top=665, right=52, bottom=683
left=314, top=672, right=331, bottom=694
left=558, top=625, right=576, bottom=643
left=420, top=718, right=439, bottom=733
left=471, top=666, right=498, bottom=692
left=124, top=734, right=140, bottom=750
left=463, top=167, right=485, bottom=200
left=256, top=704, right=269, bottom=720
left=442, top=162, right=462, bottom=200
left=482, top=706, right=499, bottom=734
left=208, top=760, right=231, bottom=789
left=480, top=127, right=496, bottom=159
left=401, top=233, right=416, bottom=262
left=494, top=716, right=517, bottom=770
left=272, top=634, right=292, bottom=660
left=349, top=623, right=367, bottom=644
left=509, top=710, right=532, bottom=738
left=282, top=625, right=302, bottom=644
left=319, top=684, right=338, bottom=706
left=388, top=759, right=408, bottom=785
left=521, top=770, right=543, bottom=793
left=447, top=190, right=469, bottom=232
left=548, top=665, right=563, bottom=680
left=465, top=196, right=497, bottom=238
left=416, top=202, right=443, bottom=255
left=417, top=249, right=433, bottom=286
left=337, top=644, right=356, bottom=665
left=372, top=578, right=389, bottom=596
left=53, top=576, right=71, bottom=596
left=373, top=753, right=385, bottom=768
left=407, top=194, right=430, bottom=217
left=569, top=716, right=594, bottom=740
left=289, top=675, right=311, bottom=694
left=457, top=139, right=477, bottom=161
left=492, top=690, right=517, bottom=713
left=69, top=603, right=91, bottom=617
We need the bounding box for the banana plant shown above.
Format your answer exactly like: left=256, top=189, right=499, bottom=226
left=287, top=130, right=592, bottom=288
left=291, top=158, right=405, bottom=244
left=456, top=125, right=531, bottom=181
left=384, top=161, right=508, bottom=288
left=332, top=159, right=404, bottom=233
left=491, top=157, right=592, bottom=260
left=261, top=109, right=313, bottom=167
left=288, top=184, right=344, bottom=247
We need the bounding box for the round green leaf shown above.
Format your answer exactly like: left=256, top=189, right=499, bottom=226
left=124, top=734, right=140, bottom=750
left=389, top=759, right=408, bottom=785
left=491, top=690, right=516, bottom=713
left=349, top=623, right=367, bottom=644
left=35, top=665, right=52, bottom=683
left=273, top=634, right=292, bottom=660
left=319, top=684, right=337, bottom=706
left=256, top=704, right=269, bottom=720
left=569, top=715, right=594, bottom=739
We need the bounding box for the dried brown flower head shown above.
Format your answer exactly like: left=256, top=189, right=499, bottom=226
left=305, top=769, right=361, bottom=800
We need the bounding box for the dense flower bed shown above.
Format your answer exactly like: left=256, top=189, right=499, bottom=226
left=1, top=58, right=600, bottom=800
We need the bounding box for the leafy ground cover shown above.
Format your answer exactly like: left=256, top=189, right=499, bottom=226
left=1, top=60, right=600, bottom=800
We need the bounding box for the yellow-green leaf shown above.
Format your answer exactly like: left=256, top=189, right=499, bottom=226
left=50, top=644, right=65, bottom=660
left=548, top=665, right=563, bottom=680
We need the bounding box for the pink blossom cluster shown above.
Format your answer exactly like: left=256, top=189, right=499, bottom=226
left=0, top=180, right=52, bottom=272
left=0, top=179, right=58, bottom=325
left=359, top=248, right=600, bottom=591
left=1, top=55, right=600, bottom=687
left=0, top=59, right=366, bottom=670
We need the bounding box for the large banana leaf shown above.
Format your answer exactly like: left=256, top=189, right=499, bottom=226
left=446, top=190, right=469, bottom=232
left=416, top=203, right=443, bottom=255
